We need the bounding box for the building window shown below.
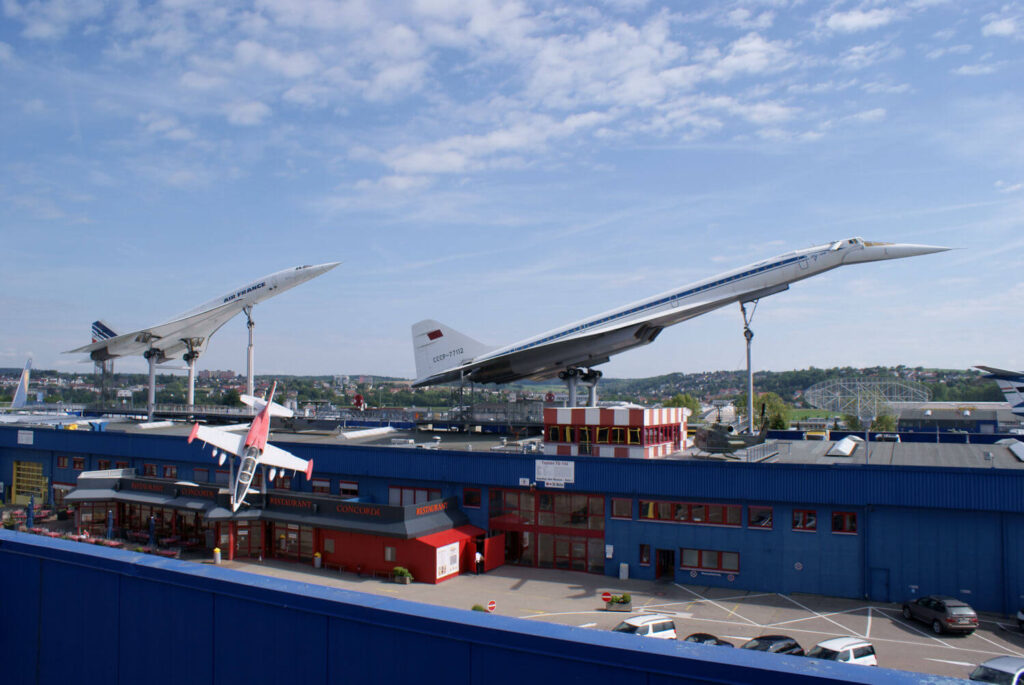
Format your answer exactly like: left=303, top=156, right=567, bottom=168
left=680, top=548, right=740, bottom=573
left=274, top=475, right=292, bottom=490
left=831, top=511, right=858, bottom=534
left=57, top=456, right=69, bottom=468
left=193, top=468, right=209, bottom=483
left=546, top=426, right=560, bottom=442
left=73, top=457, right=86, bottom=471
left=97, top=459, right=111, bottom=470
left=215, top=470, right=229, bottom=486
left=639, top=544, right=651, bottom=566
left=311, top=479, right=331, bottom=494
left=638, top=500, right=741, bottom=527
left=793, top=509, right=817, bottom=532
left=384, top=546, right=396, bottom=562
left=748, top=506, right=773, bottom=529
left=143, top=463, right=157, bottom=477
left=162, top=465, right=177, bottom=479
left=338, top=480, right=358, bottom=498
left=115, top=461, right=129, bottom=469
left=463, top=488, right=481, bottom=508
left=389, top=486, right=441, bottom=506
left=611, top=498, right=632, bottom=519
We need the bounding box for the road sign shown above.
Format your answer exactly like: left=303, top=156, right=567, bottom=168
left=487, top=600, right=496, bottom=613
left=601, top=592, right=612, bottom=603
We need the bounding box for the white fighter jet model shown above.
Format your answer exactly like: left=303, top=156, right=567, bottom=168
left=188, top=382, right=312, bottom=512
left=65, top=262, right=339, bottom=416
left=412, top=237, right=948, bottom=399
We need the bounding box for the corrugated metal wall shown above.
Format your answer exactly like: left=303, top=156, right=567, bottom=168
left=0, top=531, right=948, bottom=685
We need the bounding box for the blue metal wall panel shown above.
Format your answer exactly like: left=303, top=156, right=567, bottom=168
left=0, top=531, right=958, bottom=685
left=0, top=550, right=40, bottom=685
left=119, top=574, right=215, bottom=685
left=866, top=507, right=1015, bottom=611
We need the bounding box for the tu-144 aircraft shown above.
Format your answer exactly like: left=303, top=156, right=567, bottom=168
left=188, top=382, right=312, bottom=512
left=412, top=237, right=948, bottom=403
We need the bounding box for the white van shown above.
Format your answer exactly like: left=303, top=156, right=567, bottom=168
left=806, top=637, right=878, bottom=666
left=610, top=615, right=677, bottom=639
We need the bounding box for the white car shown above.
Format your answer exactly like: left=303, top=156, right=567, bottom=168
left=806, top=637, right=878, bottom=666
left=610, top=614, right=677, bottom=639
left=970, top=656, right=1024, bottom=684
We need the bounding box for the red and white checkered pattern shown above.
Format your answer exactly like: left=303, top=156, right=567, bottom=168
left=542, top=407, right=687, bottom=459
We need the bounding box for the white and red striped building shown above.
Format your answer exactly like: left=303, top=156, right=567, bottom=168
left=543, top=407, right=689, bottom=459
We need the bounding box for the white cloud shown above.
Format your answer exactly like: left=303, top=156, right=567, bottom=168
left=234, top=40, right=320, bottom=79
left=995, top=180, right=1023, bottom=193
left=844, top=107, right=886, bottom=124
left=722, top=8, right=775, bottom=30
left=825, top=8, right=899, bottom=33
left=704, top=33, right=795, bottom=81
left=925, top=44, right=972, bottom=59
left=225, top=101, right=271, bottom=125
left=839, top=41, right=904, bottom=70
left=180, top=71, right=226, bottom=90
left=0, top=41, right=12, bottom=62
left=982, top=17, right=1018, bottom=37
left=364, top=60, right=429, bottom=101
left=952, top=63, right=999, bottom=75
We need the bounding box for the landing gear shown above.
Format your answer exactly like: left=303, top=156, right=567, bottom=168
left=558, top=367, right=603, bottom=407
left=740, top=300, right=758, bottom=434
left=143, top=348, right=164, bottom=421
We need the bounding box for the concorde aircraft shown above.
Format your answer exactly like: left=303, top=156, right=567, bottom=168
left=65, top=262, right=339, bottom=417
left=187, top=382, right=312, bottom=512
left=411, top=238, right=948, bottom=400
left=976, top=366, right=1024, bottom=417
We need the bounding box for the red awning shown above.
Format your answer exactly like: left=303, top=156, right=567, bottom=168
left=416, top=524, right=486, bottom=548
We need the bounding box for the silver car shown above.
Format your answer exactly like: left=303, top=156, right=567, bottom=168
left=970, top=656, right=1024, bottom=684
left=902, top=595, right=978, bottom=635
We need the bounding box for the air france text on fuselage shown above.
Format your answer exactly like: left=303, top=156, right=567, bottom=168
left=223, top=281, right=266, bottom=304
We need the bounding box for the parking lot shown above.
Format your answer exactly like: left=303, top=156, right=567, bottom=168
left=220, top=558, right=1024, bottom=680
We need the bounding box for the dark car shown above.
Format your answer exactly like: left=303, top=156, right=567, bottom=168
left=740, top=635, right=805, bottom=656
left=683, top=633, right=734, bottom=647
left=901, top=595, right=978, bottom=635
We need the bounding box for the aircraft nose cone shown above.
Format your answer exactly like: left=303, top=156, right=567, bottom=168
left=882, top=243, right=950, bottom=259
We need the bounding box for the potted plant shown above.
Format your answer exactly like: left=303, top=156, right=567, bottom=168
left=392, top=566, right=413, bottom=584
left=605, top=593, right=632, bottom=611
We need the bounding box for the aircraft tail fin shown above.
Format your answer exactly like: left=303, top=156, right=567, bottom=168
left=976, top=365, right=1024, bottom=416
left=412, top=319, right=493, bottom=384
left=91, top=320, right=118, bottom=343
left=11, top=359, right=31, bottom=408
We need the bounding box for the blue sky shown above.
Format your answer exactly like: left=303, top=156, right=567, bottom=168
left=1, top=0, right=1021, bottom=380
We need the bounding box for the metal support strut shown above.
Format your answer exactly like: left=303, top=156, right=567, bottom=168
left=144, top=348, right=159, bottom=421
left=244, top=306, right=255, bottom=397
left=182, top=338, right=202, bottom=410
left=740, top=301, right=758, bottom=435
left=558, top=367, right=603, bottom=408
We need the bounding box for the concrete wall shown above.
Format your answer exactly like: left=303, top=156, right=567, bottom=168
left=0, top=531, right=953, bottom=685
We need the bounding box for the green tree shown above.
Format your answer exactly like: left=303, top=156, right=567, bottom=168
left=736, top=391, right=790, bottom=430
left=663, top=393, right=701, bottom=416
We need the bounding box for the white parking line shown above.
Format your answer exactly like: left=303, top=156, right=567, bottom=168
left=673, top=583, right=761, bottom=626
left=925, top=658, right=975, bottom=667
left=866, top=607, right=872, bottom=638
left=971, top=629, right=1024, bottom=657
left=777, top=593, right=864, bottom=637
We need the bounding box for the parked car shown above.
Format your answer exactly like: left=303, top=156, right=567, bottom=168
left=683, top=632, right=734, bottom=647
left=901, top=595, right=978, bottom=635
left=740, top=635, right=804, bottom=655
left=610, top=614, right=677, bottom=639
left=806, top=637, right=878, bottom=666
left=969, top=656, right=1024, bottom=683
